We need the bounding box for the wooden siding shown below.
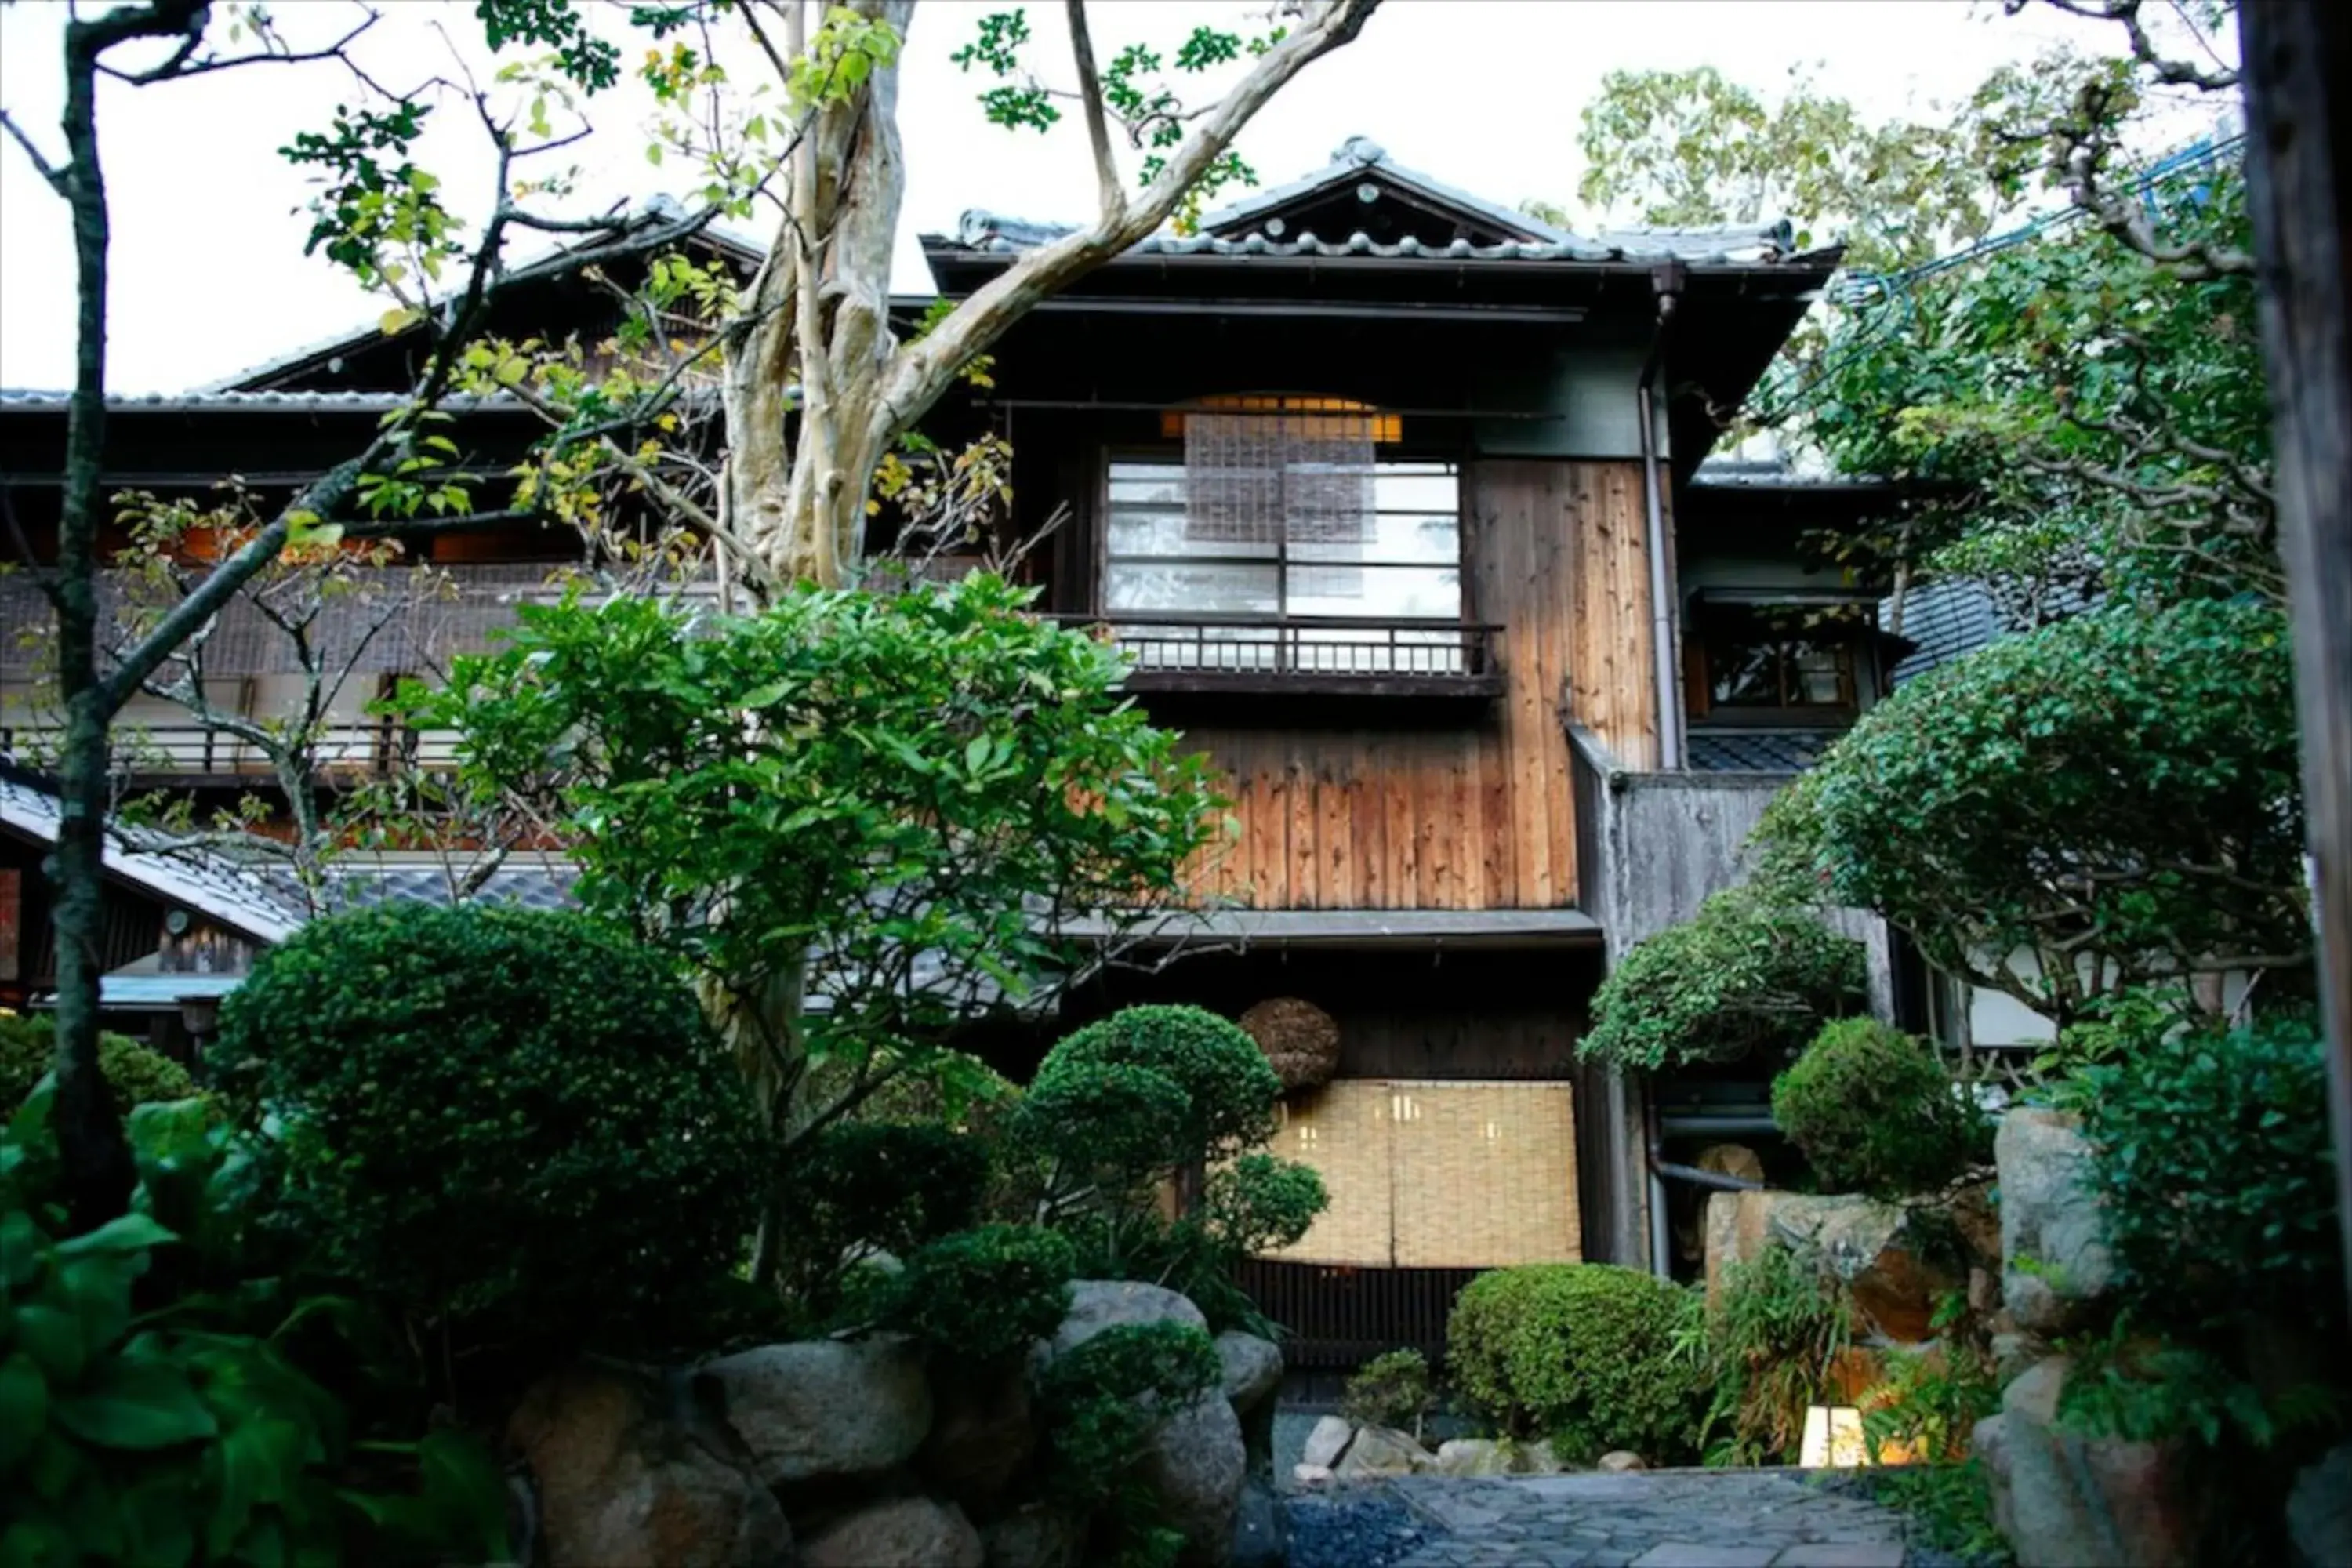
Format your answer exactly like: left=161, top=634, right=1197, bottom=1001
left=1178, top=459, right=1657, bottom=910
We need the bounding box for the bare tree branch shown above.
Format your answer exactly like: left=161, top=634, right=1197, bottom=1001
left=0, top=108, right=68, bottom=194
left=1064, top=1, right=1124, bottom=223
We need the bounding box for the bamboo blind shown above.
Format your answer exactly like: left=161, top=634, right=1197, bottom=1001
left=1265, top=1079, right=1580, bottom=1269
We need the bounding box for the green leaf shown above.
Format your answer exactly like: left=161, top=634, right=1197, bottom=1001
left=13, top=1303, right=85, bottom=1385
left=0, top=1352, right=48, bottom=1468
left=52, top=1359, right=218, bottom=1450
left=56, top=1212, right=176, bottom=1258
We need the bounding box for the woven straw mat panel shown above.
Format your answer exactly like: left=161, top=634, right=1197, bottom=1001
left=1265, top=1080, right=1579, bottom=1269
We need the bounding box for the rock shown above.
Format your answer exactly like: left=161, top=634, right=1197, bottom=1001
left=1214, top=1330, right=1283, bottom=1417
left=1432, top=1439, right=1515, bottom=1477
left=1041, top=1279, right=1209, bottom=1362
left=1299, top=1414, right=1354, bottom=1470
left=1142, top=1392, right=1248, bottom=1566
left=1704, top=1189, right=1967, bottom=1342
left=1513, top=1439, right=1564, bottom=1475
left=801, top=1497, right=983, bottom=1568
left=1230, top=1474, right=1285, bottom=1568
left=1332, top=1425, right=1430, bottom=1479
left=1997, top=1109, right=2117, bottom=1334
left=982, top=1504, right=1085, bottom=1568
left=1597, top=1450, right=1648, bottom=1472
left=1979, top=1356, right=2212, bottom=1567
left=1697, top=1142, right=1766, bottom=1185
left=1991, top=1330, right=2049, bottom=1387
left=703, top=1336, right=931, bottom=1490
left=2288, top=1440, right=2352, bottom=1568
left=921, top=1359, right=1036, bottom=1508
left=1292, top=1462, right=1334, bottom=1486
left=508, top=1365, right=790, bottom=1568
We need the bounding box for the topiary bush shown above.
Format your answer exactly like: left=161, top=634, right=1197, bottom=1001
left=1578, top=890, right=1867, bottom=1073
left=215, top=903, right=764, bottom=1355
left=1, top=1011, right=194, bottom=1116
left=778, top=1120, right=989, bottom=1308
left=1342, top=1348, right=1438, bottom=1439
left=1772, top=1018, right=1987, bottom=1198
left=880, top=1222, right=1076, bottom=1362
left=1040, top=1005, right=1281, bottom=1163
left=2072, top=1007, right=2340, bottom=1326
left=1447, top=1263, right=1704, bottom=1463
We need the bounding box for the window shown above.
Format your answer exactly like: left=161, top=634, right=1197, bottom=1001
left=1695, top=608, right=1860, bottom=714
left=1102, top=401, right=1466, bottom=676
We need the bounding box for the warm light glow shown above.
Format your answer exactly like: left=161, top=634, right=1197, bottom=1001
left=1799, top=1406, right=1869, bottom=1468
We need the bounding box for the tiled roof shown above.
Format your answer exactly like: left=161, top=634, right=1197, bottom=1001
left=1685, top=728, right=1846, bottom=774
left=1200, top=133, right=1571, bottom=244
left=0, top=388, right=530, bottom=413
left=305, top=862, right=581, bottom=915
left=941, top=214, right=1816, bottom=268
left=0, top=766, right=307, bottom=943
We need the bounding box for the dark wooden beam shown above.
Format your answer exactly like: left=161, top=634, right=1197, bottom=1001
left=2241, top=0, right=2352, bottom=1320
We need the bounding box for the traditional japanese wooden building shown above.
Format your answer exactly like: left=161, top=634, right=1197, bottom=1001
left=1, top=135, right=1917, bottom=1365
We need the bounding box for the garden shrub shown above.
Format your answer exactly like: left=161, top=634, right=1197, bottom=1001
left=1772, top=1018, right=1986, bottom=1198
left=1701, top=1242, right=1853, bottom=1465
left=0, top=1085, right=510, bottom=1563
left=1447, top=1263, right=1704, bottom=1463
left=1, top=1011, right=194, bottom=1115
left=778, top=1120, right=989, bottom=1308
left=881, top=1223, right=1076, bottom=1362
left=1040, top=1005, right=1281, bottom=1163
left=1578, top=890, right=1866, bottom=1073
left=1342, top=1348, right=1437, bottom=1439
left=2071, top=1007, right=2340, bottom=1325
left=1035, top=1319, right=1223, bottom=1566
left=215, top=903, right=765, bottom=1354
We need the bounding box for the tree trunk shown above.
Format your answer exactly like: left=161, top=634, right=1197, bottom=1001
left=2239, top=0, right=2352, bottom=1326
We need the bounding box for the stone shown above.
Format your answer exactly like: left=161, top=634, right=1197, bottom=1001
left=1996, top=1109, right=2117, bottom=1334
left=1625, top=1546, right=1775, bottom=1568
left=921, top=1359, right=1036, bottom=1508
left=508, top=1365, right=790, bottom=1568
left=2288, top=1439, right=2352, bottom=1568
left=702, top=1336, right=931, bottom=1489
left=1514, top=1439, right=1565, bottom=1475
left=800, top=1497, right=983, bottom=1568
left=1214, top=1330, right=1283, bottom=1417
left=1433, top=1438, right=1517, bottom=1477
left=1979, top=1356, right=2212, bottom=1567
left=1141, top=1392, right=1248, bottom=1566
left=1333, top=1424, right=1431, bottom=1479
left=1770, top=1547, right=1905, bottom=1568
left=1291, top=1462, right=1334, bottom=1486
left=1230, top=1474, right=1285, bottom=1568
left=1696, top=1142, right=1766, bottom=1185
left=1991, top=1330, right=2049, bottom=1387
left=1041, top=1279, right=1209, bottom=1362
left=1598, top=1450, right=1649, bottom=1472
left=1705, top=1189, right=1968, bottom=1343
left=981, top=1503, right=1085, bottom=1568
left=1299, top=1413, right=1354, bottom=1469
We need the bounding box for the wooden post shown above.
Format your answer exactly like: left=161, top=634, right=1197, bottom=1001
left=2241, top=0, right=2352, bottom=1321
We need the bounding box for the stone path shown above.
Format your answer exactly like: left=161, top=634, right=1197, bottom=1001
left=1380, top=1470, right=1914, bottom=1568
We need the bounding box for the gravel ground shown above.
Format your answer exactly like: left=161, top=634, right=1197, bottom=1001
left=1281, top=1488, right=1443, bottom=1568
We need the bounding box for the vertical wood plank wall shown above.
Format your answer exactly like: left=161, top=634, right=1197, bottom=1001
left=1178, top=459, right=1658, bottom=910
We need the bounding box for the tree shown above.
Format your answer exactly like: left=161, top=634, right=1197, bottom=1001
left=1, top=0, right=1380, bottom=1225
left=1755, top=600, right=2309, bottom=1025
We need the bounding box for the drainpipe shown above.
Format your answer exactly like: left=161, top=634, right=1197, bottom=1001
left=1636, top=263, right=1686, bottom=773
left=1645, top=1093, right=1674, bottom=1281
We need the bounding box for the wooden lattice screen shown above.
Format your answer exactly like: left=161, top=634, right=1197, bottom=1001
left=1181, top=410, right=1376, bottom=550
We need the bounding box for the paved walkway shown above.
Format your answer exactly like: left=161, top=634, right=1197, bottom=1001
left=1383, top=1470, right=1914, bottom=1568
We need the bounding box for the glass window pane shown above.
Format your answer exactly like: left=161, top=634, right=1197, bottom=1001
left=1708, top=637, right=1782, bottom=706
left=1374, top=467, right=1460, bottom=513
left=1791, top=642, right=1848, bottom=706
left=1107, top=508, right=1278, bottom=560
left=1108, top=461, right=1186, bottom=506
left=1287, top=565, right=1459, bottom=619
left=1107, top=562, right=1278, bottom=615
left=1290, top=513, right=1459, bottom=564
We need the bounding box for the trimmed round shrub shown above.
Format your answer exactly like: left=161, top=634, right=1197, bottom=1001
left=2, top=1012, right=195, bottom=1116
left=1014, top=1058, right=1195, bottom=1192
left=1772, top=1018, right=1986, bottom=1198
left=1041, top=1004, right=1281, bottom=1160
left=883, top=1222, right=1076, bottom=1362
left=2074, top=1008, right=2339, bottom=1323
left=1447, top=1263, right=1704, bottom=1463
left=215, top=903, right=764, bottom=1348
left=1342, top=1348, right=1437, bottom=1437
left=1579, top=890, right=1866, bottom=1073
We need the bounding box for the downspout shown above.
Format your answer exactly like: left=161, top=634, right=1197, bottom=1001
left=1636, top=262, right=1686, bottom=774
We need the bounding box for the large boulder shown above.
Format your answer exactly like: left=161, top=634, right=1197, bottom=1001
left=921, top=1359, right=1036, bottom=1508
left=1143, top=1392, right=1249, bottom=1566
left=1042, top=1279, right=1209, bottom=1359
left=1229, top=1474, right=1285, bottom=1568
left=1996, top=1109, right=2117, bottom=1334
left=800, top=1497, right=983, bottom=1568
left=1704, top=1189, right=1967, bottom=1342
left=1432, top=1439, right=1515, bottom=1477
left=1299, top=1414, right=1353, bottom=1470
left=1214, top=1330, right=1283, bottom=1417
left=1976, top=1357, right=2212, bottom=1567
left=980, top=1504, right=1085, bottom=1568
left=508, top=1365, right=790, bottom=1568
left=702, top=1336, right=931, bottom=1490
left=1332, top=1425, right=1431, bottom=1479
left=2289, top=1440, right=2352, bottom=1568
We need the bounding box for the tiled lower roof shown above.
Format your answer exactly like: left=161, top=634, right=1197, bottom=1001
left=1685, top=728, right=1846, bottom=774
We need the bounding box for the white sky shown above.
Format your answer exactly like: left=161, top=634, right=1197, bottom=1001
left=0, top=0, right=2125, bottom=394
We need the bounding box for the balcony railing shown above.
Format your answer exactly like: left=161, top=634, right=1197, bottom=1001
left=0, top=723, right=460, bottom=782
left=1051, top=613, right=1504, bottom=697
